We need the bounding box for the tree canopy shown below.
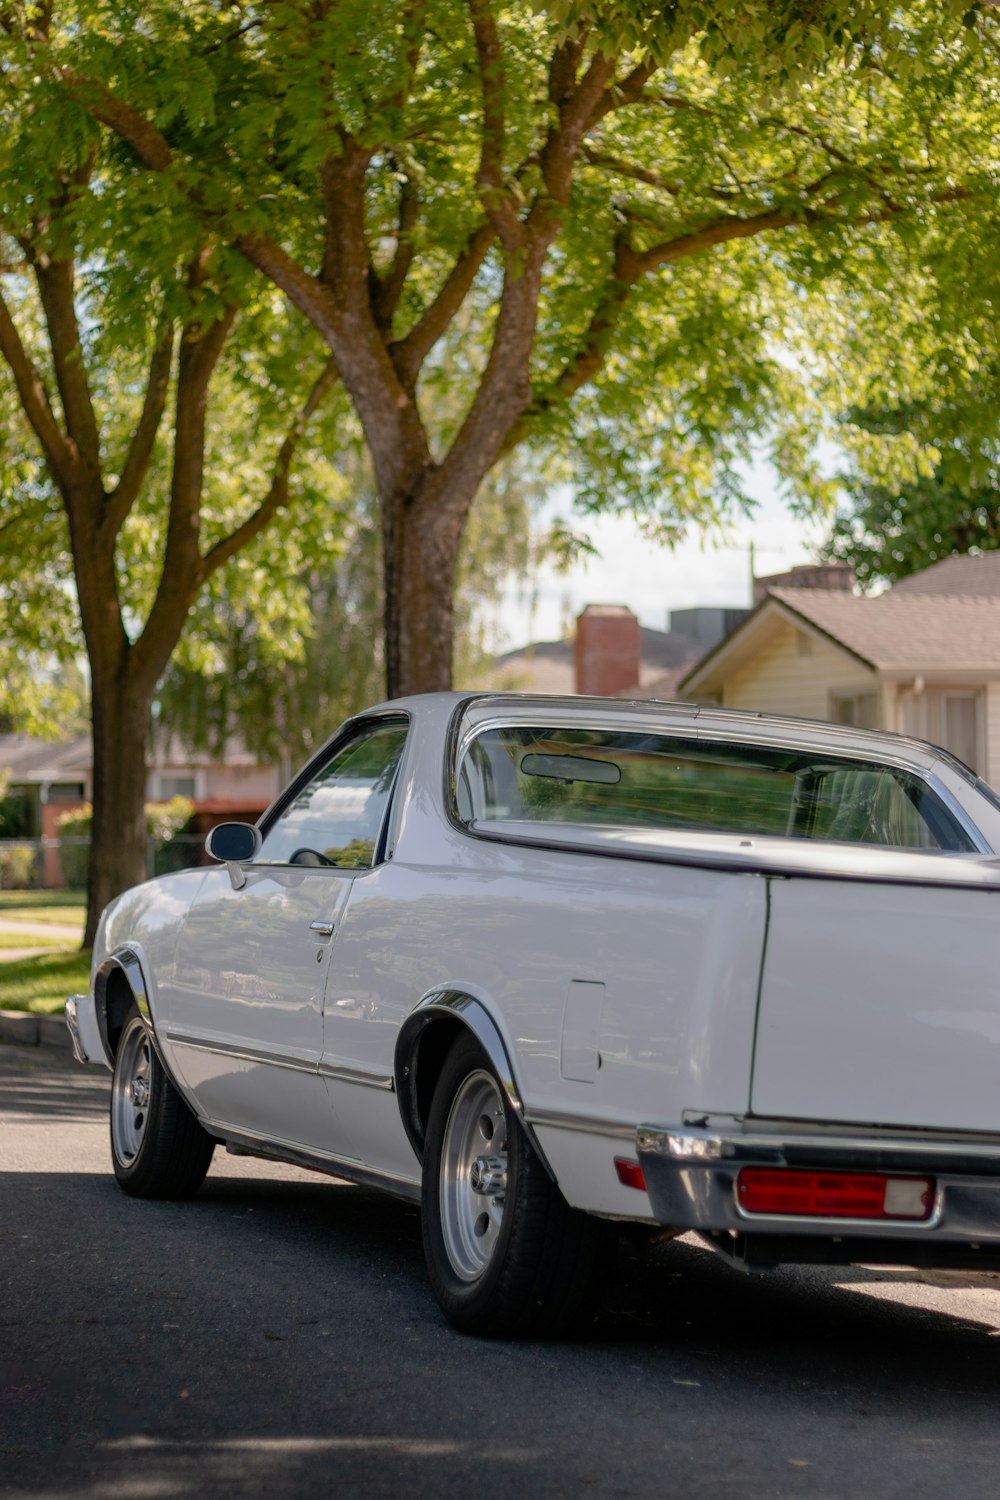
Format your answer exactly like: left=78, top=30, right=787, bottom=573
left=6, top=0, right=995, bottom=695
left=3, top=0, right=1000, bottom=930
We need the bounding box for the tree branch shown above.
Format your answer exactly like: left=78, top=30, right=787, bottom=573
left=201, top=357, right=340, bottom=576
left=105, top=324, right=175, bottom=538
left=585, top=59, right=658, bottom=131
left=320, top=138, right=375, bottom=289
left=130, top=299, right=237, bottom=690
left=32, top=254, right=103, bottom=483
left=372, top=173, right=420, bottom=332
left=548, top=30, right=589, bottom=108
left=534, top=48, right=618, bottom=211
left=580, top=146, right=682, bottom=194
left=390, top=220, right=495, bottom=387
left=468, top=0, right=523, bottom=247
left=0, top=283, right=75, bottom=491
left=58, top=68, right=173, bottom=171
left=529, top=182, right=974, bottom=427
left=238, top=233, right=344, bottom=348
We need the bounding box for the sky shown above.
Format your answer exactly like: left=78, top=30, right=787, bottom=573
left=489, top=464, right=830, bottom=651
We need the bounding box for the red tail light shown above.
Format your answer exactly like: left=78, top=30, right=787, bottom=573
left=736, top=1168, right=934, bottom=1221
left=614, top=1157, right=647, bottom=1191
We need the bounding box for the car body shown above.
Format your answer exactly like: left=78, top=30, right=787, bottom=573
left=67, top=692, right=1000, bottom=1335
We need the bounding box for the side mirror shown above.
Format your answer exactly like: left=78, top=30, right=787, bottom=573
left=205, top=822, right=262, bottom=890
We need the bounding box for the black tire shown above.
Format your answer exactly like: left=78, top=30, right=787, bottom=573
left=421, top=1033, right=614, bottom=1338
left=110, top=1013, right=215, bottom=1198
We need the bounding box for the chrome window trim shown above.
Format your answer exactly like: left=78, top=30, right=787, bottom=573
left=253, top=710, right=412, bottom=871
left=458, top=693, right=965, bottom=776
left=463, top=820, right=1000, bottom=892
left=447, top=711, right=990, bottom=866
left=926, top=771, right=992, bottom=854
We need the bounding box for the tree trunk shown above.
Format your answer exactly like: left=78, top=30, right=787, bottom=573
left=83, top=677, right=152, bottom=948
left=383, top=477, right=470, bottom=697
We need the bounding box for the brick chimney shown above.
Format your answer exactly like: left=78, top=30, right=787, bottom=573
left=575, top=605, right=641, bottom=696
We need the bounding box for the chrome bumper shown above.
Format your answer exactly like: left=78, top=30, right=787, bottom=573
left=636, top=1124, right=1000, bottom=1252
left=64, top=993, right=111, bottom=1068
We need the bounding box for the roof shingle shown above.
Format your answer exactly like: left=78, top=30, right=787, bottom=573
left=769, top=586, right=1000, bottom=672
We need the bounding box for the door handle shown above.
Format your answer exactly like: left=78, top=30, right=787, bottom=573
left=309, top=920, right=335, bottom=937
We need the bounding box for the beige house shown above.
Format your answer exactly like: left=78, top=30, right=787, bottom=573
left=679, top=554, right=1000, bottom=785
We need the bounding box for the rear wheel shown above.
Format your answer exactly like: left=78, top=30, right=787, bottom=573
left=110, top=1013, right=215, bottom=1198
left=421, top=1033, right=614, bottom=1338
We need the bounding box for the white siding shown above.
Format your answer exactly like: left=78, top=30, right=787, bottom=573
left=721, top=618, right=879, bottom=722
left=985, top=683, right=1000, bottom=789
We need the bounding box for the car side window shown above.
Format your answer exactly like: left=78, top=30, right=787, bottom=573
left=456, top=725, right=976, bottom=852
left=257, top=717, right=408, bottom=868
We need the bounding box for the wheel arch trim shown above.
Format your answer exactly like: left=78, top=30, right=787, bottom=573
left=393, top=989, right=526, bottom=1165
left=93, top=945, right=161, bottom=1067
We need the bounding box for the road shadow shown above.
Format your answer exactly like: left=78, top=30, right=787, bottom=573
left=0, top=1045, right=109, bottom=1122
left=5, top=1165, right=1000, bottom=1500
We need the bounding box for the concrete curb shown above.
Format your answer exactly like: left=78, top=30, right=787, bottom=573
left=0, top=1008, right=72, bottom=1051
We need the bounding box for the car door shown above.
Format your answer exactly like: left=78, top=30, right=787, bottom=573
left=159, top=715, right=409, bottom=1159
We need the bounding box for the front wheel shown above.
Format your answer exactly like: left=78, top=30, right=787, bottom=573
left=110, top=1013, right=215, bottom=1198
left=421, top=1034, right=614, bottom=1338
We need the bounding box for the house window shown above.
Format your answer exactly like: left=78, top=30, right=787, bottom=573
left=47, top=782, right=86, bottom=802
left=0, top=789, right=35, bottom=838
left=942, top=693, right=980, bottom=772
left=829, top=693, right=879, bottom=730
left=159, top=775, right=197, bottom=800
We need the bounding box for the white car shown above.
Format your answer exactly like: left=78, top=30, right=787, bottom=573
left=66, top=693, right=1000, bottom=1337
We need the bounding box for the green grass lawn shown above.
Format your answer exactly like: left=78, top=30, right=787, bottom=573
left=0, top=890, right=86, bottom=927
left=0, top=948, right=92, bottom=1014
left=0, top=931, right=62, bottom=950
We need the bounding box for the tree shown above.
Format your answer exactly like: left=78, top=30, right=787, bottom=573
left=153, top=447, right=542, bottom=771
left=821, top=397, right=1000, bottom=587
left=0, top=35, right=348, bottom=942
left=792, top=65, right=1000, bottom=587
left=20, top=0, right=995, bottom=697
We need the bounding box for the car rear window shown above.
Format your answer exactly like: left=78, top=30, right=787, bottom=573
left=456, top=726, right=976, bottom=852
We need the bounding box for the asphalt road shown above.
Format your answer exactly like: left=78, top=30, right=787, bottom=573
left=3, top=1043, right=1000, bottom=1500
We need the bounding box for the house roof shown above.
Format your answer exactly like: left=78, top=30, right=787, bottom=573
left=0, top=734, right=91, bottom=784
left=680, top=582, right=1000, bottom=695
left=769, top=587, right=1000, bottom=672
left=891, top=552, right=1000, bottom=596
left=481, top=626, right=701, bottom=696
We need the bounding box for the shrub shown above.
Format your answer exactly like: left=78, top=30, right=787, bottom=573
left=55, top=806, right=92, bottom=888
left=56, top=796, right=196, bottom=886
left=145, top=796, right=196, bottom=842
left=0, top=843, right=39, bottom=889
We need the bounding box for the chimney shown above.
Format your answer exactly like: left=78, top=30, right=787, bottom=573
left=575, top=605, right=641, bottom=696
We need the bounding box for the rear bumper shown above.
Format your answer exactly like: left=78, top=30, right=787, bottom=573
left=636, top=1123, right=1000, bottom=1263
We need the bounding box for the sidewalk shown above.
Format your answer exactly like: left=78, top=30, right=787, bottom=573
left=0, top=915, right=84, bottom=961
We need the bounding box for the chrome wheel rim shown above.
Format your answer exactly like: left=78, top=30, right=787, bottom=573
left=112, top=1019, right=152, bottom=1164
left=439, top=1070, right=508, bottom=1283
